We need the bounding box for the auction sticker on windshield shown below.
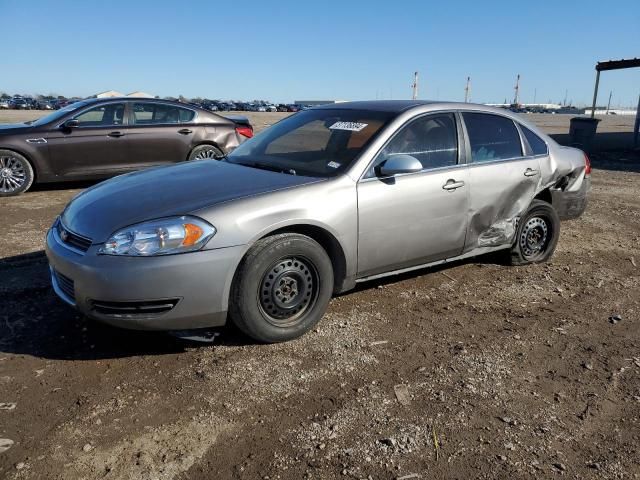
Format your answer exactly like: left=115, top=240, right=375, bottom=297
left=329, top=121, right=368, bottom=132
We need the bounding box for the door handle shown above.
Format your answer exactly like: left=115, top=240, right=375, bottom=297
left=178, top=129, right=193, bottom=135
left=442, top=179, right=465, bottom=191
left=108, top=131, right=125, bottom=138
left=524, top=168, right=539, bottom=177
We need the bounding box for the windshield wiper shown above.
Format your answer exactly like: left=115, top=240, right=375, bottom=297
left=24, top=120, right=34, bottom=125
left=233, top=160, right=296, bottom=175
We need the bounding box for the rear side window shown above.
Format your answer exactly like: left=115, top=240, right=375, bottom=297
left=462, top=113, right=522, bottom=162
left=179, top=107, right=195, bottom=122
left=521, top=125, right=548, bottom=155
left=132, top=103, right=195, bottom=124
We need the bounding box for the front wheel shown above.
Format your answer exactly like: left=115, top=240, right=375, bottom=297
left=0, top=150, right=34, bottom=196
left=509, top=199, right=560, bottom=265
left=188, top=145, right=224, bottom=161
left=229, top=233, right=334, bottom=343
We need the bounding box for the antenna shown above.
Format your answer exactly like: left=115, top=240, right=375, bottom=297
left=464, top=76, right=471, bottom=103
left=411, top=72, right=418, bottom=100
left=606, top=90, right=613, bottom=114
left=513, top=74, right=520, bottom=105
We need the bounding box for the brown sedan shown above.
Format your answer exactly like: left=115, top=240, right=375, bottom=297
left=0, top=97, right=253, bottom=196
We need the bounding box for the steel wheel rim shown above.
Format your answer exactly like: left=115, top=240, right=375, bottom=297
left=193, top=148, right=221, bottom=160
left=258, top=256, right=319, bottom=327
left=520, top=216, right=549, bottom=259
left=0, top=155, right=26, bottom=193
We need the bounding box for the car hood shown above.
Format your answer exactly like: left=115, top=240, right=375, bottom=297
left=61, top=160, right=323, bottom=243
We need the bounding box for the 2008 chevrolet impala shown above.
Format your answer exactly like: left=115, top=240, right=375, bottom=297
left=46, top=101, right=590, bottom=342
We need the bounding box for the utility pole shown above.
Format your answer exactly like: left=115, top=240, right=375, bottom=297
left=411, top=72, right=418, bottom=100
left=533, top=88, right=537, bottom=104
left=563, top=89, right=568, bottom=106
left=513, top=74, right=520, bottom=105
left=464, top=76, right=471, bottom=103
left=606, top=90, right=613, bottom=114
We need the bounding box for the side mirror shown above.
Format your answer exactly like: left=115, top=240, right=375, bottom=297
left=378, top=154, right=422, bottom=177
left=62, top=119, right=79, bottom=129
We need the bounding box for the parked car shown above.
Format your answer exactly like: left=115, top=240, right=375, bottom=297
left=0, top=97, right=253, bottom=196
left=265, top=104, right=277, bottom=112
left=45, top=100, right=590, bottom=343
left=0, top=99, right=9, bottom=109
left=35, top=99, right=54, bottom=110
left=10, top=98, right=31, bottom=110
left=286, top=104, right=300, bottom=112
left=276, top=104, right=289, bottom=112
left=202, top=102, right=218, bottom=112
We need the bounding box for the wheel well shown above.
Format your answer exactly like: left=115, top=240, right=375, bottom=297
left=534, top=188, right=552, bottom=205
left=0, top=148, right=37, bottom=182
left=264, top=225, right=347, bottom=293
left=186, top=142, right=223, bottom=160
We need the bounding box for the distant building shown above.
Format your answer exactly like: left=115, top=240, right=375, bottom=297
left=127, top=91, right=154, bottom=98
left=584, top=109, right=638, bottom=116
left=94, top=90, right=124, bottom=98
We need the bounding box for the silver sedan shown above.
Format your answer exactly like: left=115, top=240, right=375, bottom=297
left=46, top=101, right=590, bottom=342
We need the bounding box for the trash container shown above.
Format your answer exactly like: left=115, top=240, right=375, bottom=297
left=569, top=117, right=600, bottom=151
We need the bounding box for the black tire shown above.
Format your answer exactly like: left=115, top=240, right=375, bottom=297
left=188, top=144, right=224, bottom=161
left=0, top=150, right=34, bottom=196
left=509, top=199, right=560, bottom=265
left=229, top=233, right=334, bottom=343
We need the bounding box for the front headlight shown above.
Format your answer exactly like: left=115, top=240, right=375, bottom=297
left=98, top=216, right=216, bottom=256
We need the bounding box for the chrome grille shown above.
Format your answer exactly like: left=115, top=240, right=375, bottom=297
left=57, top=220, right=92, bottom=253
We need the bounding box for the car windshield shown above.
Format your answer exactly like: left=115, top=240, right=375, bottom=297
left=226, top=109, right=394, bottom=177
left=26, top=101, right=91, bottom=126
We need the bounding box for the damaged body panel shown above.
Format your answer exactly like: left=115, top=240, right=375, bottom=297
left=46, top=101, right=589, bottom=339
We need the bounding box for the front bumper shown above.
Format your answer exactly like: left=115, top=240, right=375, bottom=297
left=45, top=226, right=245, bottom=331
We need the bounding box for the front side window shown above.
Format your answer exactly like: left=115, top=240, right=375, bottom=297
left=131, top=103, right=190, bottom=125
left=227, top=109, right=393, bottom=177
left=368, top=113, right=458, bottom=176
left=462, top=113, right=522, bottom=162
left=74, top=103, right=125, bottom=127
left=521, top=125, right=548, bottom=156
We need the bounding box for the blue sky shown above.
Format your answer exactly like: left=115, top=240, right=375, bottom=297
left=2, top=0, right=639, bottom=106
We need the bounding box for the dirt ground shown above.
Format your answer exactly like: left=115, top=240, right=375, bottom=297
left=0, top=110, right=639, bottom=480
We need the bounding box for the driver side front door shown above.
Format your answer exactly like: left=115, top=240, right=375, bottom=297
left=47, top=102, right=129, bottom=176
left=356, top=112, right=469, bottom=278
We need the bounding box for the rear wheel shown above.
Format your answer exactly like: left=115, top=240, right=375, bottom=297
left=229, top=233, right=334, bottom=343
left=509, top=199, right=560, bottom=265
left=188, top=145, right=223, bottom=160
left=0, top=150, right=34, bottom=196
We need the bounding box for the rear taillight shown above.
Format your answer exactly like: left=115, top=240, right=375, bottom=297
left=236, top=126, right=253, bottom=138
left=584, top=152, right=592, bottom=176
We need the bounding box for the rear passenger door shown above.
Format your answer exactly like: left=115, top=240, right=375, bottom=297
left=460, top=112, right=541, bottom=250
left=126, top=102, right=198, bottom=167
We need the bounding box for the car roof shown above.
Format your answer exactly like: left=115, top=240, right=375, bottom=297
left=78, top=97, right=216, bottom=114
left=313, top=100, right=536, bottom=122
left=81, top=97, right=197, bottom=107
left=313, top=100, right=442, bottom=113
left=312, top=100, right=517, bottom=115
